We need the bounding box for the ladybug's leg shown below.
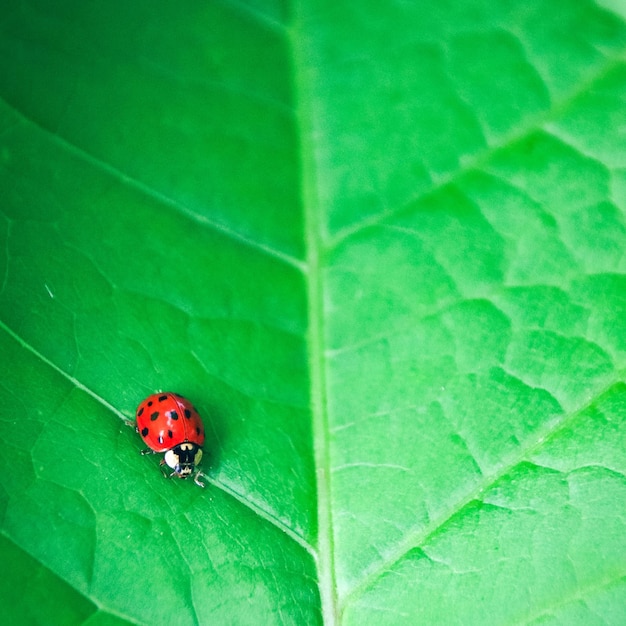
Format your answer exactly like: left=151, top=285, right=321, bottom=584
left=140, top=448, right=158, bottom=456
left=159, top=459, right=174, bottom=479
left=193, top=470, right=207, bottom=488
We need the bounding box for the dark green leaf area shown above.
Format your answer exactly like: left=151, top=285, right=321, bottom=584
left=0, top=535, right=96, bottom=626
left=0, top=113, right=306, bottom=336
left=0, top=330, right=320, bottom=626
left=0, top=0, right=303, bottom=257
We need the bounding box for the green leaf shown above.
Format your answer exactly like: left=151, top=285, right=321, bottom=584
left=1, top=0, right=626, bottom=624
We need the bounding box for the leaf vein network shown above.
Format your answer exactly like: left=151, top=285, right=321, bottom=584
left=327, top=52, right=626, bottom=251
left=341, top=374, right=625, bottom=609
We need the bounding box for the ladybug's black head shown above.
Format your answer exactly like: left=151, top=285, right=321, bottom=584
left=164, top=442, right=203, bottom=479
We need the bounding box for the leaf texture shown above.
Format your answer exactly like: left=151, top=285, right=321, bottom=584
left=1, top=0, right=626, bottom=624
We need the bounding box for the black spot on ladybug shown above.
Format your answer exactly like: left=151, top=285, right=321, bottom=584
left=184, top=409, right=191, bottom=419
left=196, top=427, right=201, bottom=436
left=141, top=427, right=149, bottom=437
left=150, top=412, right=159, bottom=421
left=147, top=401, right=153, bottom=406
left=169, top=411, right=179, bottom=420
left=137, top=407, right=144, bottom=417
left=158, top=395, right=168, bottom=402
left=168, top=430, right=173, bottom=438
left=158, top=435, right=164, bottom=444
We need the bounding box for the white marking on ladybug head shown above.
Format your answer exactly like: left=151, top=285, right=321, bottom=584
left=163, top=449, right=180, bottom=471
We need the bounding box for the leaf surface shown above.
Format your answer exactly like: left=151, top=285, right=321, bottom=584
left=1, top=1, right=626, bottom=624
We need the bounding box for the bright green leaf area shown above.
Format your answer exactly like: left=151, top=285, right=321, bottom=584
left=1, top=0, right=626, bottom=624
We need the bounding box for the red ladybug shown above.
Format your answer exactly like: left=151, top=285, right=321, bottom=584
left=135, top=392, right=206, bottom=487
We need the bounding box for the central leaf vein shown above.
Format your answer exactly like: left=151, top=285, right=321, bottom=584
left=289, top=6, right=339, bottom=624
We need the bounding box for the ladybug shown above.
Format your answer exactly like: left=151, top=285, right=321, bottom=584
left=135, top=392, right=206, bottom=487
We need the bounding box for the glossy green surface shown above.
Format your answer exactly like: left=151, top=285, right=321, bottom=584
left=1, top=1, right=626, bottom=624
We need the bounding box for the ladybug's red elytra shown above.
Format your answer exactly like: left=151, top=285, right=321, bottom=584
left=135, top=392, right=206, bottom=487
